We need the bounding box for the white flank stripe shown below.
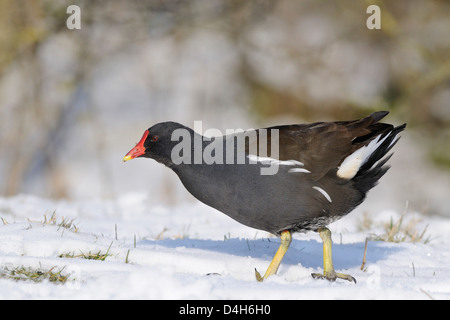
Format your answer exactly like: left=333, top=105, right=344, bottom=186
left=288, top=168, right=311, bottom=173
left=313, top=186, right=332, bottom=203
left=247, top=155, right=304, bottom=166
left=337, top=133, right=389, bottom=179
left=282, top=160, right=305, bottom=166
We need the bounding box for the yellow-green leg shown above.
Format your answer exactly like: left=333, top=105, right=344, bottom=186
left=311, top=227, right=356, bottom=283
left=255, top=230, right=292, bottom=282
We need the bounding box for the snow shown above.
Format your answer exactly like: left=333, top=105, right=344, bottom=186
left=0, top=194, right=450, bottom=300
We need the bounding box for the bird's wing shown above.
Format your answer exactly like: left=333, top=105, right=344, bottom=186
left=252, top=111, right=395, bottom=180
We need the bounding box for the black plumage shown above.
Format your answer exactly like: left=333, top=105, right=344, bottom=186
left=123, top=111, right=406, bottom=282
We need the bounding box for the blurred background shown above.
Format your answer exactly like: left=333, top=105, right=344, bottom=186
left=0, top=0, right=449, bottom=216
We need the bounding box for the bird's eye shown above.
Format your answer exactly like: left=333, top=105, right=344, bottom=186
left=151, top=135, right=159, bottom=142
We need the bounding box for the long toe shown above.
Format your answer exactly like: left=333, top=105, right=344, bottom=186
left=255, top=268, right=264, bottom=282
left=311, top=272, right=356, bottom=284
left=336, top=272, right=356, bottom=283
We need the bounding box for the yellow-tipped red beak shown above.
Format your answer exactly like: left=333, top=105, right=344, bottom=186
left=122, top=155, right=134, bottom=162
left=123, top=130, right=149, bottom=162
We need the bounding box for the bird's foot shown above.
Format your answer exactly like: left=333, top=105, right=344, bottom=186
left=255, top=230, right=292, bottom=282
left=311, top=271, right=356, bottom=283
left=255, top=268, right=264, bottom=282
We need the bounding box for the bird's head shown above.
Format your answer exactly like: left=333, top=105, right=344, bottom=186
left=123, top=122, right=190, bottom=166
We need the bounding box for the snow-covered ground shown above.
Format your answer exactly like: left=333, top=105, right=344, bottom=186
left=0, top=193, right=449, bottom=300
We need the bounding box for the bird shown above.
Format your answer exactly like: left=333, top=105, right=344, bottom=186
left=123, top=111, right=406, bottom=283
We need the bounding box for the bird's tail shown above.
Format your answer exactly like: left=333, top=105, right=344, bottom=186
left=352, top=122, right=406, bottom=194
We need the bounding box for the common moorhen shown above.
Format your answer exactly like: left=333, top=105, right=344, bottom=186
left=123, top=111, right=406, bottom=283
